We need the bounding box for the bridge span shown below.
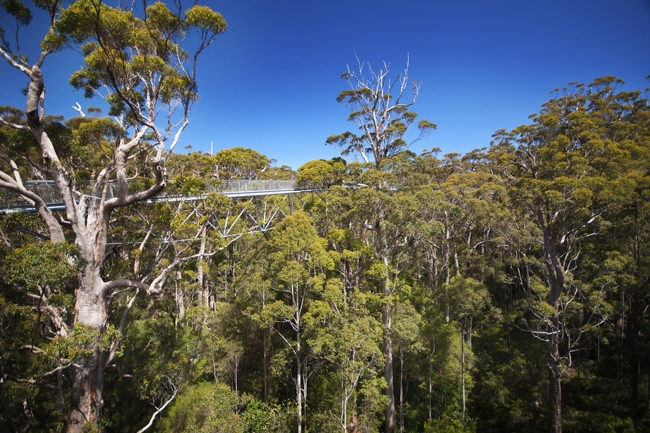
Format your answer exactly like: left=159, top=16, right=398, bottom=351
left=0, top=180, right=318, bottom=215
left=1, top=179, right=324, bottom=241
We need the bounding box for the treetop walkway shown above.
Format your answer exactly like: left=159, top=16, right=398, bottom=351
left=0, top=179, right=316, bottom=215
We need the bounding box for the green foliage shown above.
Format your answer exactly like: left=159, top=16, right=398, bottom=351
left=297, top=158, right=346, bottom=188
left=0, top=0, right=32, bottom=27
left=213, top=147, right=271, bottom=180
left=49, top=323, right=120, bottom=360
left=424, top=415, right=475, bottom=433
left=2, top=242, right=82, bottom=293
left=45, top=0, right=226, bottom=117
left=444, top=276, right=491, bottom=319
left=184, top=4, right=228, bottom=33
left=1, top=67, right=649, bottom=433
left=565, top=410, right=635, bottom=433
left=268, top=211, right=333, bottom=277
left=241, top=399, right=288, bottom=433
left=159, top=381, right=246, bottom=433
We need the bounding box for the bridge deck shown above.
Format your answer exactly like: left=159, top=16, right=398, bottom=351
left=0, top=180, right=317, bottom=215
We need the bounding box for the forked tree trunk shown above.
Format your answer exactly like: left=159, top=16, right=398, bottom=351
left=33, top=132, right=158, bottom=432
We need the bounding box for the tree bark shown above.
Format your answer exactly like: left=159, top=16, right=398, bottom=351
left=296, top=332, right=303, bottom=433
left=461, top=327, right=466, bottom=425
left=548, top=316, right=562, bottom=433
left=67, top=264, right=109, bottom=432
left=263, top=328, right=269, bottom=404
left=399, top=346, right=404, bottom=433
left=627, top=296, right=640, bottom=426
left=22, top=78, right=161, bottom=433
left=377, top=208, right=395, bottom=433
left=383, top=310, right=395, bottom=433
left=68, top=350, right=105, bottom=432
left=542, top=228, right=564, bottom=433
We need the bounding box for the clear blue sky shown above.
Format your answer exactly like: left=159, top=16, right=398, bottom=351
left=2, top=0, right=649, bottom=170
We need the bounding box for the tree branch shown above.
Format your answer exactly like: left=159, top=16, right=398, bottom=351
left=136, top=378, right=179, bottom=433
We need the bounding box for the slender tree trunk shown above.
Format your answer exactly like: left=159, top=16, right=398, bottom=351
left=263, top=328, right=269, bottom=404
left=399, top=346, right=404, bottom=433
left=428, top=359, right=433, bottom=420
left=303, top=366, right=308, bottom=433
left=627, top=296, right=640, bottom=426
left=296, top=305, right=303, bottom=433
left=341, top=373, right=347, bottom=433
left=297, top=349, right=302, bottom=433
left=174, top=277, right=185, bottom=324
left=428, top=248, right=439, bottom=292
left=542, top=228, right=564, bottom=433
left=525, top=259, right=532, bottom=297
left=443, top=211, right=452, bottom=323
left=548, top=317, right=562, bottom=433
left=383, top=303, right=395, bottom=433
left=376, top=204, right=396, bottom=433
left=461, top=326, right=466, bottom=425
left=197, top=228, right=208, bottom=306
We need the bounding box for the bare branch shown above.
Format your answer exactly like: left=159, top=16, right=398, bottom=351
left=72, top=102, right=86, bottom=117
left=136, top=377, right=180, bottom=433
left=0, top=116, right=29, bottom=130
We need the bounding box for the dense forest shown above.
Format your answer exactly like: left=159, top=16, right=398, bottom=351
left=1, top=1, right=649, bottom=433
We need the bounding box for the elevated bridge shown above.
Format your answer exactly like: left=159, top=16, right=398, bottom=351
left=0, top=180, right=322, bottom=240
left=0, top=179, right=315, bottom=214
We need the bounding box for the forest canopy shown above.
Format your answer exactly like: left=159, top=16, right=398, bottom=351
left=2, top=73, right=648, bottom=433
left=0, top=1, right=649, bottom=433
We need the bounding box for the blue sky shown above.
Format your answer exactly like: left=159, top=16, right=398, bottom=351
left=2, top=0, right=650, bottom=170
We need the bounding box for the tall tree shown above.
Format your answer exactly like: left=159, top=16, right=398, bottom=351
left=492, top=77, right=649, bottom=433
left=327, top=55, right=435, bottom=433
left=264, top=211, right=334, bottom=433
left=0, top=1, right=226, bottom=431
left=327, top=55, right=436, bottom=168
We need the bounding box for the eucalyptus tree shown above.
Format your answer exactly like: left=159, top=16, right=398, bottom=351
left=307, top=285, right=385, bottom=433
left=327, top=55, right=435, bottom=433
left=213, top=147, right=272, bottom=180
left=492, top=77, right=649, bottom=432
left=297, top=157, right=347, bottom=189
left=263, top=211, right=334, bottom=433
left=0, top=1, right=226, bottom=430
left=391, top=299, right=423, bottom=433
left=444, top=275, right=490, bottom=425
left=327, top=55, right=436, bottom=168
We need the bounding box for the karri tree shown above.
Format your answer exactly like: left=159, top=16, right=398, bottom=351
left=0, top=1, right=226, bottom=431
left=327, top=55, right=436, bottom=168
left=328, top=55, right=435, bottom=433
left=264, top=211, right=334, bottom=433
left=493, top=77, right=649, bottom=433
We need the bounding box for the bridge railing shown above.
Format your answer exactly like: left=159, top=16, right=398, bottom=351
left=213, top=180, right=296, bottom=194
left=0, top=181, right=64, bottom=211
left=0, top=179, right=300, bottom=212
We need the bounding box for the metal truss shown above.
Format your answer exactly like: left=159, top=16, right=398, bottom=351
left=1, top=180, right=323, bottom=241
